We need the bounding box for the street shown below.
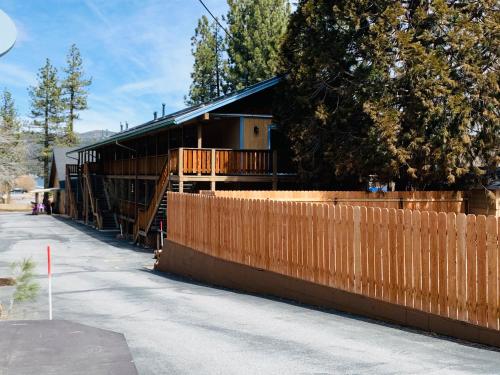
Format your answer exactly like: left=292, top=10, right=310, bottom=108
left=1, top=213, right=499, bottom=374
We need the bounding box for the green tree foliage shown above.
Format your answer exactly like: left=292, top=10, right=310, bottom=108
left=29, top=59, right=64, bottom=188
left=62, top=44, right=92, bottom=146
left=11, top=258, right=39, bottom=303
left=187, top=16, right=225, bottom=105
left=276, top=2, right=377, bottom=188
left=0, top=89, right=20, bottom=132
left=277, top=1, right=499, bottom=189
left=225, top=0, right=290, bottom=90
left=0, top=89, right=26, bottom=194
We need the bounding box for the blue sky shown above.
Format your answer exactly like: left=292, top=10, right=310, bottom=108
left=0, top=0, right=229, bottom=133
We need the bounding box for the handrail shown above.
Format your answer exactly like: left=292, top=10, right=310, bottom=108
left=134, top=157, right=170, bottom=241
left=83, top=163, right=103, bottom=229
left=65, top=174, right=76, bottom=218
left=170, top=148, right=273, bottom=176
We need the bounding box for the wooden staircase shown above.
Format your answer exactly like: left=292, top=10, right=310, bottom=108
left=134, top=159, right=171, bottom=242
left=65, top=164, right=80, bottom=219
left=82, top=163, right=100, bottom=228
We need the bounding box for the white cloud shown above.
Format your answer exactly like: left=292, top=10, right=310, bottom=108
left=0, top=62, right=34, bottom=87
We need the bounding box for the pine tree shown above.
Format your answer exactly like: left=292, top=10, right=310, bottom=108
left=28, top=59, right=64, bottom=188
left=186, top=16, right=225, bottom=105
left=277, top=0, right=499, bottom=189
left=0, top=89, right=20, bottom=132
left=363, top=1, right=499, bottom=189
left=62, top=44, right=91, bottom=145
left=276, top=1, right=379, bottom=188
left=225, top=0, right=290, bottom=91
left=0, top=89, right=25, bottom=197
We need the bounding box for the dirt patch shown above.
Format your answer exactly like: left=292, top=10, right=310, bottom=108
left=0, top=278, right=16, bottom=286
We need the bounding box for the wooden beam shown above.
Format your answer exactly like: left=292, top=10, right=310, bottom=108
left=197, top=123, right=202, bottom=148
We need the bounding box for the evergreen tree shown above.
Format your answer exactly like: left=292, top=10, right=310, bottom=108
left=186, top=16, right=225, bottom=105
left=0, top=89, right=20, bottom=132
left=225, top=0, right=290, bottom=90
left=0, top=89, right=26, bottom=196
left=276, top=1, right=379, bottom=188
left=364, top=1, right=499, bottom=189
left=28, top=59, right=64, bottom=188
left=277, top=1, right=499, bottom=189
left=62, top=44, right=91, bottom=145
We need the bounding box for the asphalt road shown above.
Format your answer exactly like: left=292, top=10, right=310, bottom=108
left=1, top=213, right=499, bottom=374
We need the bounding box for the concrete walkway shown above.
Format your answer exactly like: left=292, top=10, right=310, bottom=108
left=0, top=213, right=499, bottom=374
left=0, top=320, right=137, bottom=374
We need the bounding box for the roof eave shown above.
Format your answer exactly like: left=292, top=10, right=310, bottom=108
left=67, top=75, right=281, bottom=156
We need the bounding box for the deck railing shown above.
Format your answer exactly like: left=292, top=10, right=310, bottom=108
left=100, top=154, right=168, bottom=176
left=135, top=158, right=171, bottom=240
left=169, top=148, right=275, bottom=176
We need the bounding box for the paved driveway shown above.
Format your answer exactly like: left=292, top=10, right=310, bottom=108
left=0, top=213, right=499, bottom=374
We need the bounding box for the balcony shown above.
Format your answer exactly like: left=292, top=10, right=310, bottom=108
left=168, top=148, right=275, bottom=176
left=87, top=147, right=293, bottom=190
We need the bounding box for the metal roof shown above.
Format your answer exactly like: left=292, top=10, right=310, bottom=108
left=51, top=147, right=78, bottom=181
left=68, top=76, right=281, bottom=155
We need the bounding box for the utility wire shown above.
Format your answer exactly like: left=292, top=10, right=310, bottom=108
left=196, top=0, right=232, bottom=38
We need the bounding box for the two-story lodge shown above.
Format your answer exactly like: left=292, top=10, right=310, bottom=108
left=65, top=77, right=294, bottom=246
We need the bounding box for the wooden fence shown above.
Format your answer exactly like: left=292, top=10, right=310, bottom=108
left=167, top=192, right=499, bottom=331
left=203, top=190, right=467, bottom=213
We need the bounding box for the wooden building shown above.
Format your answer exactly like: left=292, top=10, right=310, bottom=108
left=66, top=77, right=295, bottom=245
left=48, top=147, right=77, bottom=214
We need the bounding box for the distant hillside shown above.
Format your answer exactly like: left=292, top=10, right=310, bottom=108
left=21, top=129, right=116, bottom=176
left=77, top=130, right=116, bottom=146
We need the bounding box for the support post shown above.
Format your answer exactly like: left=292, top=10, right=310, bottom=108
left=179, top=147, right=184, bottom=193
left=211, top=149, right=216, bottom=191
left=197, top=123, right=202, bottom=148
left=272, top=150, right=278, bottom=190
left=197, top=124, right=202, bottom=176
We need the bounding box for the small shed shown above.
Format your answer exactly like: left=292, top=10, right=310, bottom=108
left=48, top=147, right=77, bottom=214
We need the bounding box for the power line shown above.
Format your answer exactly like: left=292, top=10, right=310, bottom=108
left=196, top=0, right=232, bottom=38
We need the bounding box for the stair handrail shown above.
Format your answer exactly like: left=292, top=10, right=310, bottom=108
left=134, top=157, right=170, bottom=241
left=65, top=170, right=76, bottom=218
left=83, top=163, right=103, bottom=229
left=65, top=163, right=80, bottom=218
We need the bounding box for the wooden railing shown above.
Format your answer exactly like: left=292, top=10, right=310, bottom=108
left=65, top=164, right=79, bottom=218
left=66, top=164, right=79, bottom=175
left=135, top=157, right=171, bottom=241
left=101, top=154, right=168, bottom=176
left=167, top=192, right=500, bottom=332
left=169, top=148, right=275, bottom=176
left=82, top=163, right=102, bottom=229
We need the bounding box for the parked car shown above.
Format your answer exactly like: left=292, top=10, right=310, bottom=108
left=10, top=188, right=27, bottom=194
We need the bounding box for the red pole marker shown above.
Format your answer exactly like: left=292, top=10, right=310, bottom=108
left=47, top=245, right=52, bottom=320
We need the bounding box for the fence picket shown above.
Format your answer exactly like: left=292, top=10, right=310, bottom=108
left=447, top=213, right=458, bottom=320
left=476, top=215, right=487, bottom=326
left=404, top=210, right=413, bottom=307
left=486, top=216, right=498, bottom=330
left=466, top=215, right=477, bottom=324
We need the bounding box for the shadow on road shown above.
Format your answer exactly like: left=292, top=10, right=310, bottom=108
left=52, top=215, right=153, bottom=254
left=142, top=267, right=500, bottom=354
